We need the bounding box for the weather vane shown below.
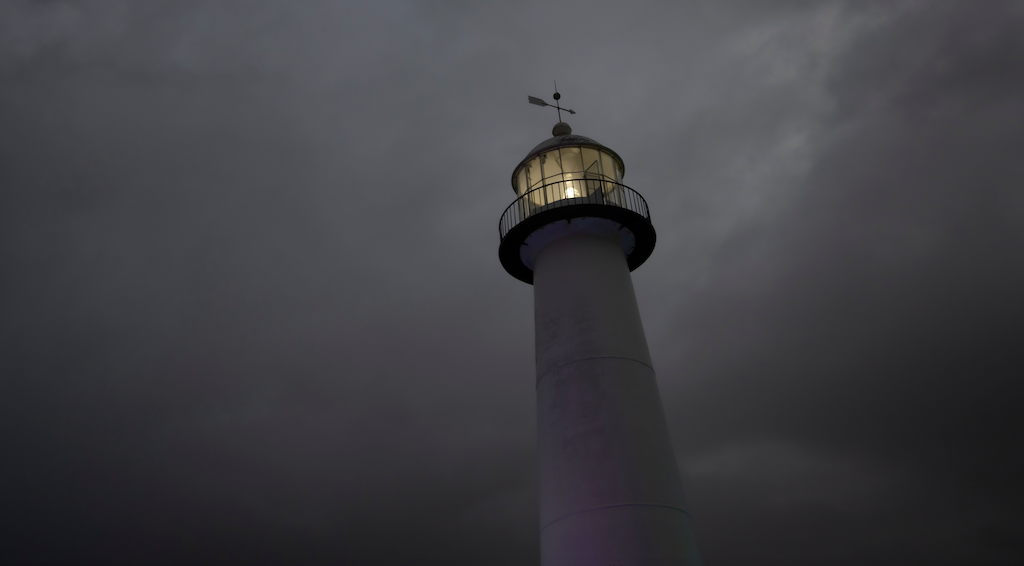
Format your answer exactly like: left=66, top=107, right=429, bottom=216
left=528, top=81, right=576, bottom=122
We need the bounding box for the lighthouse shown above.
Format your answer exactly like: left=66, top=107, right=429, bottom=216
left=499, top=97, right=702, bottom=565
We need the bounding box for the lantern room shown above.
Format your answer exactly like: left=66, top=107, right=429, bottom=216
left=498, top=122, right=657, bottom=284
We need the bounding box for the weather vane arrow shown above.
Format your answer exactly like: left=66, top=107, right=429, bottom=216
left=528, top=82, right=575, bottom=122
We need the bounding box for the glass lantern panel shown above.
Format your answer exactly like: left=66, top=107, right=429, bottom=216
left=526, top=156, right=542, bottom=190
left=600, top=151, right=620, bottom=182
left=582, top=147, right=602, bottom=178
left=548, top=182, right=563, bottom=204
left=563, top=178, right=581, bottom=199
left=517, top=169, right=528, bottom=196
left=527, top=177, right=545, bottom=207
left=556, top=148, right=578, bottom=198
left=606, top=182, right=624, bottom=206
left=559, top=147, right=584, bottom=175
left=540, top=150, right=562, bottom=184
left=529, top=182, right=552, bottom=208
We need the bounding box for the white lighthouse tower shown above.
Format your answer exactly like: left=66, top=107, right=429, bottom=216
left=499, top=95, right=702, bottom=565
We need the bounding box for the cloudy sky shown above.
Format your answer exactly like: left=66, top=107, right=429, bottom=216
left=2, top=1, right=1022, bottom=564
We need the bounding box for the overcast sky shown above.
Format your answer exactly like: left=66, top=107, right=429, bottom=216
left=2, top=1, right=1022, bottom=564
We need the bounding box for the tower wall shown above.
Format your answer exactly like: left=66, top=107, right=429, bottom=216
left=532, top=232, right=702, bottom=565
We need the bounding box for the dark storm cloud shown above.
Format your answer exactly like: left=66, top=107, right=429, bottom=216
left=2, top=1, right=1022, bottom=564
left=659, top=3, right=1024, bottom=562
left=2, top=2, right=543, bottom=562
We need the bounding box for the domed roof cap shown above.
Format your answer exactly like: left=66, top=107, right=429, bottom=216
left=514, top=122, right=625, bottom=179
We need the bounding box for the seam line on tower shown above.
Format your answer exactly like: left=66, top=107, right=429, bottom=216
left=540, top=502, right=692, bottom=533
left=536, top=355, right=654, bottom=387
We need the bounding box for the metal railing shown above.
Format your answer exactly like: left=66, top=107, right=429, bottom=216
left=499, top=179, right=650, bottom=240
